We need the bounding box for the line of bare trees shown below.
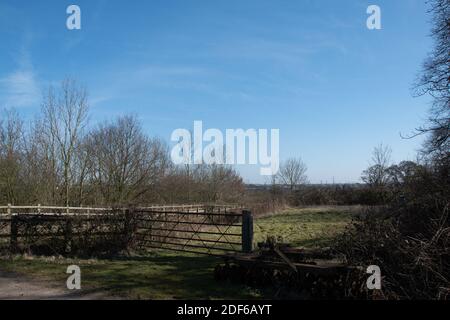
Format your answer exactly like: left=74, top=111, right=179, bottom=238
left=0, top=79, right=244, bottom=206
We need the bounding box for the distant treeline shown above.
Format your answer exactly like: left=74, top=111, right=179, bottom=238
left=282, top=160, right=442, bottom=206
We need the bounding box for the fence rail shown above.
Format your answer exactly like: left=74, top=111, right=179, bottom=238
left=0, top=204, right=244, bottom=215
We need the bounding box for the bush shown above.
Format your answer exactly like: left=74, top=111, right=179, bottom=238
left=336, top=162, right=449, bottom=299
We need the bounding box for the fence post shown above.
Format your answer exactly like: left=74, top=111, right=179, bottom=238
left=65, top=218, right=73, bottom=254
left=9, top=204, right=18, bottom=253
left=242, top=210, right=253, bottom=253
left=123, top=208, right=132, bottom=250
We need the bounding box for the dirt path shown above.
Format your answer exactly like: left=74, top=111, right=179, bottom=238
left=0, top=271, right=110, bottom=300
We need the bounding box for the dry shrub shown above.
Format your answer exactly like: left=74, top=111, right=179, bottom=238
left=336, top=167, right=449, bottom=299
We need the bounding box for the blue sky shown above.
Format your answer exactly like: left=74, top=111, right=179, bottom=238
left=0, top=0, right=433, bottom=183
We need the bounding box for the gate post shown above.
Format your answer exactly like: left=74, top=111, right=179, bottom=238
left=242, top=210, right=253, bottom=253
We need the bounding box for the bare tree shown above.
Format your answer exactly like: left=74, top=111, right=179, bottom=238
left=72, top=136, right=92, bottom=205
left=86, top=115, right=168, bottom=205
left=361, top=144, right=392, bottom=187
left=0, top=109, right=24, bottom=204
left=278, top=158, right=308, bottom=191
left=413, top=0, right=449, bottom=156
left=41, top=79, right=89, bottom=206
left=27, top=118, right=61, bottom=204
left=372, top=143, right=392, bottom=169
left=195, top=164, right=244, bottom=203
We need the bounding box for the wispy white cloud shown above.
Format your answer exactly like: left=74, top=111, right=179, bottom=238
left=0, top=48, right=40, bottom=108
left=210, top=36, right=348, bottom=65
left=0, top=70, right=40, bottom=108
left=90, top=64, right=214, bottom=103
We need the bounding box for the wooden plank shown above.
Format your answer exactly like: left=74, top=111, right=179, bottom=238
left=274, top=247, right=298, bottom=273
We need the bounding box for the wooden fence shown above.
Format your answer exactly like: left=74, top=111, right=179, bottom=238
left=0, top=204, right=252, bottom=257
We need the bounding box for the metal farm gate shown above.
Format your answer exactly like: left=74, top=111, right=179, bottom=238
left=0, top=205, right=254, bottom=257
left=133, top=208, right=254, bottom=256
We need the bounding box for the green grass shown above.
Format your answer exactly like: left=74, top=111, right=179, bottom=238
left=0, top=206, right=355, bottom=299
left=0, top=251, right=260, bottom=299
left=254, top=207, right=353, bottom=248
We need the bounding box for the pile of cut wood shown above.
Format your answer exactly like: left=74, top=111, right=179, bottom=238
left=215, top=239, right=374, bottom=299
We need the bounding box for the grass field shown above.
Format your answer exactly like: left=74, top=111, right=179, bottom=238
left=254, top=206, right=354, bottom=248
left=0, top=206, right=355, bottom=299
